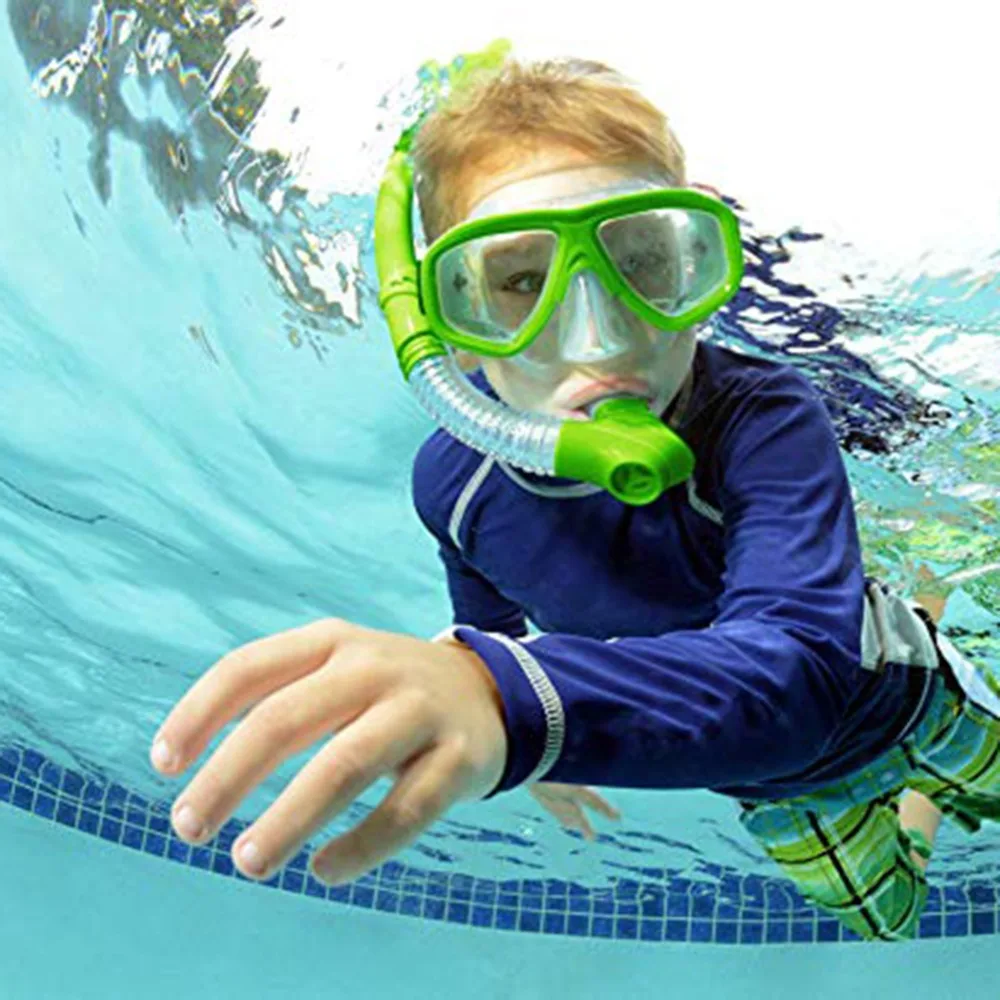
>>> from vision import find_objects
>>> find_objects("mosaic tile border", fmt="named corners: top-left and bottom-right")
top-left (3, 743), bottom-right (998, 944)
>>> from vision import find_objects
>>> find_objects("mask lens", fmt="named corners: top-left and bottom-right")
top-left (435, 230), bottom-right (558, 346)
top-left (598, 208), bottom-right (729, 318)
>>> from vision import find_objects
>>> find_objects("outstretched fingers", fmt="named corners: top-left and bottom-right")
top-left (310, 740), bottom-right (473, 885)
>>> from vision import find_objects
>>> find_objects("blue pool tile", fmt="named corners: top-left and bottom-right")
top-left (425, 878), bottom-right (447, 898)
top-left (567, 914), bottom-right (589, 937)
top-left (446, 902), bottom-right (470, 924)
top-left (375, 891), bottom-right (399, 914)
top-left (144, 832), bottom-right (166, 856)
top-left (99, 818), bottom-right (122, 843)
top-left (971, 911), bottom-right (996, 935)
top-left (149, 814), bottom-right (170, 834)
top-left (39, 762), bottom-right (62, 791)
top-left (80, 810), bottom-right (100, 835)
top-left (0, 749), bottom-right (17, 776)
top-left (496, 907), bottom-right (517, 930)
top-left (817, 920), bottom-right (841, 942)
top-left (351, 886), bottom-right (374, 908)
top-left (919, 912), bottom-right (943, 938)
top-left (34, 793), bottom-right (55, 819)
top-left (640, 919), bottom-right (664, 942)
top-left (543, 879), bottom-right (568, 898)
top-left (126, 806), bottom-right (146, 827)
top-left (792, 921), bottom-right (817, 943)
top-left (472, 883), bottom-right (497, 905)
top-left (0, 778), bottom-right (12, 802)
top-left (82, 784), bottom-right (105, 807)
top-left (942, 885), bottom-right (969, 911)
top-left (61, 771), bottom-right (83, 796)
top-left (423, 898), bottom-right (446, 920)
top-left (518, 911), bottom-right (541, 933)
top-left (616, 917), bottom-right (638, 940)
top-left (498, 890), bottom-right (520, 909)
top-left (448, 883), bottom-right (473, 906)
top-left (765, 921), bottom-right (790, 944)
top-left (56, 801), bottom-right (78, 826)
top-left (967, 884), bottom-right (996, 907)
top-left (640, 894), bottom-right (666, 918)
top-left (691, 894), bottom-right (715, 919)
top-left (945, 912), bottom-right (970, 937)
top-left (592, 894), bottom-right (615, 915)
top-left (212, 854), bottom-right (235, 877)
top-left (543, 912), bottom-right (567, 935)
top-left (400, 895), bottom-right (423, 917)
top-left (614, 879), bottom-right (641, 899)
top-left (690, 919), bottom-right (713, 943)
top-left (280, 869), bottom-right (304, 893)
top-left (122, 825), bottom-right (143, 850)
top-left (471, 905), bottom-right (494, 928)
top-left (714, 922), bottom-right (738, 944)
top-left (285, 851), bottom-right (308, 873)
top-left (189, 847), bottom-right (211, 870)
top-left (665, 919), bottom-right (688, 942)
top-left (715, 902), bottom-right (739, 921)
top-left (592, 916), bottom-right (613, 938)
top-left (166, 839), bottom-right (190, 863)
top-left (765, 883), bottom-right (795, 912)
top-left (22, 748), bottom-right (43, 774)
top-left (12, 785), bottom-right (33, 810)
top-left (739, 921), bottom-right (764, 945)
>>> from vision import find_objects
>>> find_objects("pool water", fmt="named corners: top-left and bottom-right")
top-left (1, 2), bottom-right (998, 992)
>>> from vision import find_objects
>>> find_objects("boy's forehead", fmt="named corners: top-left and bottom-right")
top-left (456, 148), bottom-right (674, 226)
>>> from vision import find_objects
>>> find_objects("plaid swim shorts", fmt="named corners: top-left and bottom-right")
top-left (738, 631), bottom-right (1000, 942)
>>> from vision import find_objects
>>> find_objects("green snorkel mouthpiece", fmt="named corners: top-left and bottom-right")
top-left (558, 398), bottom-right (695, 505)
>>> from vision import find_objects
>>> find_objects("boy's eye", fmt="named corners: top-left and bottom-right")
top-left (620, 250), bottom-right (666, 275)
top-left (499, 270), bottom-right (546, 294)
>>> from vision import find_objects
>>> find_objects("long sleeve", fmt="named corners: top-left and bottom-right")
top-left (451, 368), bottom-right (869, 794)
top-left (412, 447), bottom-right (528, 639)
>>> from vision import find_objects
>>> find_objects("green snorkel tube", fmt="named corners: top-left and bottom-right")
top-left (375, 133), bottom-right (700, 506)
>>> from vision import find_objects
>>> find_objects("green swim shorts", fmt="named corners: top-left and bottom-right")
top-left (739, 654), bottom-right (1000, 941)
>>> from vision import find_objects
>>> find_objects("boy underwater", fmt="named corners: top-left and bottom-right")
top-left (152, 53), bottom-right (998, 942)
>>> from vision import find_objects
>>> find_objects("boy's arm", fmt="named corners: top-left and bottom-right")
top-left (411, 450), bottom-right (528, 639)
top-left (447, 368), bottom-right (875, 794)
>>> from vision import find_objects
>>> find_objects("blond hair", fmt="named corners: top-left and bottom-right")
top-left (412, 58), bottom-right (687, 242)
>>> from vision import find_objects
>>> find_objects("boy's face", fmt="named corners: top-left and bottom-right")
top-left (447, 145), bottom-right (698, 421)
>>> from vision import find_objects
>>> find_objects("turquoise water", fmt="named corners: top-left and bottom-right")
top-left (2, 1), bottom-right (999, 984)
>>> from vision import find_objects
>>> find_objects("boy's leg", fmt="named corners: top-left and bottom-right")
top-left (905, 691), bottom-right (1000, 831)
top-left (739, 791), bottom-right (929, 941)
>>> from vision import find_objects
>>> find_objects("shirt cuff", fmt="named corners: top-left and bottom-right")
top-left (450, 626), bottom-right (566, 795)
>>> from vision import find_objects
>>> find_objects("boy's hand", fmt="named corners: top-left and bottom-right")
top-left (528, 782), bottom-right (621, 841)
top-left (149, 619), bottom-right (507, 886)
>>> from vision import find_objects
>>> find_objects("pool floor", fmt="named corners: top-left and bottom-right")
top-left (3, 803), bottom-right (998, 1000)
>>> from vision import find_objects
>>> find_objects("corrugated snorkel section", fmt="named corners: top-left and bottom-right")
top-left (409, 354), bottom-right (561, 475)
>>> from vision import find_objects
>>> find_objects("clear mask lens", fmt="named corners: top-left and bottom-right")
top-left (435, 230), bottom-right (557, 345)
top-left (597, 208), bottom-right (729, 318)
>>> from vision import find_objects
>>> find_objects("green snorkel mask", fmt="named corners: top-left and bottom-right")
top-left (375, 117), bottom-right (743, 506)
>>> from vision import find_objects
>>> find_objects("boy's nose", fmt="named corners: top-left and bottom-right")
top-left (556, 271), bottom-right (643, 364)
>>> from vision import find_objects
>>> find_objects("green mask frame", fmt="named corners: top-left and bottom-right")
top-left (422, 188), bottom-right (744, 358)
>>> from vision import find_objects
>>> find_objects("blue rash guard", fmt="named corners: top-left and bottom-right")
top-left (411, 342), bottom-right (937, 801)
